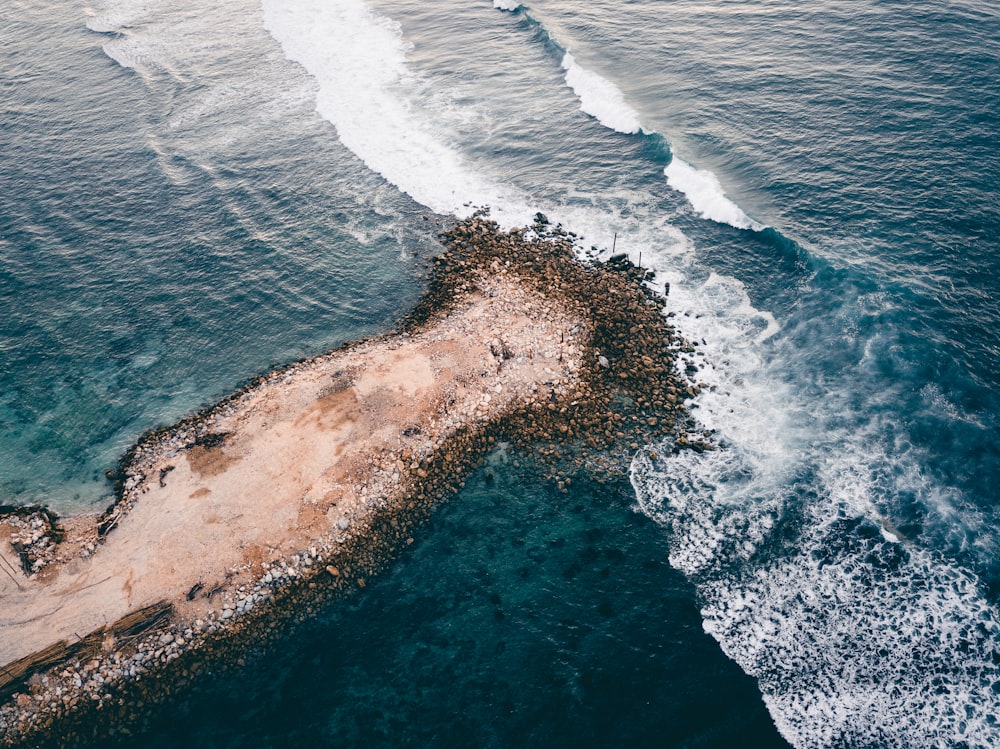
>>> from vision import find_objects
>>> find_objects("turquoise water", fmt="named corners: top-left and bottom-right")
top-left (3, 0), bottom-right (1000, 745)
top-left (1, 0), bottom-right (433, 509)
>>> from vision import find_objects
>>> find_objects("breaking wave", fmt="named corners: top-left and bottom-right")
top-left (492, 1), bottom-right (762, 232)
top-left (264, 1), bottom-right (1000, 746)
top-left (664, 157), bottom-right (763, 231)
top-left (559, 51), bottom-right (643, 135)
top-left (263, 0), bottom-right (548, 227)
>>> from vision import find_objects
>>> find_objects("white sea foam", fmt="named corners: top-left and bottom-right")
top-left (630, 294), bottom-right (1000, 747)
top-left (260, 2), bottom-right (1000, 746)
top-left (491, 2), bottom-right (763, 232)
top-left (560, 52), bottom-right (643, 135)
top-left (719, 513), bottom-right (1000, 748)
top-left (634, 433), bottom-right (1000, 748)
top-left (664, 157), bottom-right (763, 231)
top-left (262, 0), bottom-right (533, 226)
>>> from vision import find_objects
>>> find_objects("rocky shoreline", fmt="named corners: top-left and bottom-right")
top-left (0, 215), bottom-right (704, 747)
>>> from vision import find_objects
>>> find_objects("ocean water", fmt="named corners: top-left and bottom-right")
top-left (2, 0), bottom-right (999, 746)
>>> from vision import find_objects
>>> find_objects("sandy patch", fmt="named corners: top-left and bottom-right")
top-left (0, 274), bottom-right (584, 667)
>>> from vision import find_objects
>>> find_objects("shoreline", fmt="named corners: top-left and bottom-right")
top-left (0, 216), bottom-right (701, 746)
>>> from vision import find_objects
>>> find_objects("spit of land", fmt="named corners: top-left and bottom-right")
top-left (0, 217), bottom-right (699, 746)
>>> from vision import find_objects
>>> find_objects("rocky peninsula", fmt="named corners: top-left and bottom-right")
top-left (0, 216), bottom-right (701, 747)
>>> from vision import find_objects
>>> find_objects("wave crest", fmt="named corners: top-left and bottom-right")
top-left (664, 157), bottom-right (763, 231)
top-left (560, 52), bottom-right (643, 135)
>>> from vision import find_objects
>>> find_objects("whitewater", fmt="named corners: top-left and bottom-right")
top-left (260, 0), bottom-right (1000, 746)
top-left (5, 0), bottom-right (999, 745)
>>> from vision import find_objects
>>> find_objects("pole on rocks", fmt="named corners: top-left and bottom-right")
top-left (612, 233), bottom-right (617, 254)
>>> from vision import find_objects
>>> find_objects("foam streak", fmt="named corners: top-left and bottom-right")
top-left (262, 0), bottom-right (531, 225)
top-left (664, 157), bottom-right (763, 231)
top-left (560, 52), bottom-right (643, 135)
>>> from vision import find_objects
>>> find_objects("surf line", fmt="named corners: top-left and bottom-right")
top-left (491, 1), bottom-right (764, 231)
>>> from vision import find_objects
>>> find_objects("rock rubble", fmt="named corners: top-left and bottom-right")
top-left (0, 215), bottom-right (705, 747)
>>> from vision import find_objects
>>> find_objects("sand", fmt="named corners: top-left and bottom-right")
top-left (0, 273), bottom-right (584, 669)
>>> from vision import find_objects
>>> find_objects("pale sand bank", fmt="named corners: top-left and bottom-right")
top-left (1, 274), bottom-right (581, 666)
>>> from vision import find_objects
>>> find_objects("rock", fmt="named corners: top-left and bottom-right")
top-left (0, 216), bottom-right (699, 745)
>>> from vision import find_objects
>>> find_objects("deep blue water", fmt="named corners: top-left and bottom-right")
top-left (2, 0), bottom-right (999, 746)
top-left (119, 465), bottom-right (784, 749)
